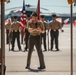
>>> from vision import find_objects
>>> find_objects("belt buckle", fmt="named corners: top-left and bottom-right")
top-left (54, 30), bottom-right (56, 31)
top-left (15, 30), bottom-right (17, 32)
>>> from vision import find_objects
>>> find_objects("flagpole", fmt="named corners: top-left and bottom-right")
top-left (47, 21), bottom-right (49, 51)
top-left (37, 0), bottom-right (40, 20)
top-left (70, 3), bottom-right (73, 75)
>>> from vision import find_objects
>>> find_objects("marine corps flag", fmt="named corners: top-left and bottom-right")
top-left (37, 0), bottom-right (40, 20)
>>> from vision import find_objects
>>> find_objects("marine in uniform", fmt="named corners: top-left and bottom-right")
top-left (11, 16), bottom-right (22, 51)
top-left (26, 12), bottom-right (46, 69)
top-left (41, 15), bottom-right (47, 51)
top-left (5, 19), bottom-right (11, 44)
top-left (49, 14), bottom-right (62, 51)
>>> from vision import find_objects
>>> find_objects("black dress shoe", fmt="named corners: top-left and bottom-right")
top-left (6, 43), bottom-right (9, 44)
top-left (24, 48), bottom-right (27, 51)
top-left (19, 48), bottom-right (22, 51)
top-left (23, 50), bottom-right (27, 52)
top-left (11, 48), bottom-right (14, 51)
top-left (38, 66), bottom-right (46, 69)
top-left (25, 66), bottom-right (30, 69)
top-left (21, 42), bottom-right (23, 44)
top-left (51, 49), bottom-right (53, 51)
top-left (50, 48), bottom-right (53, 51)
top-left (25, 47), bottom-right (27, 50)
top-left (56, 48), bottom-right (60, 51)
top-left (44, 50), bottom-right (47, 51)
top-left (50, 49), bottom-right (53, 51)
top-left (61, 30), bottom-right (64, 32)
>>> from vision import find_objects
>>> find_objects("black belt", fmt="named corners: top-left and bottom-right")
top-left (30, 35), bottom-right (41, 37)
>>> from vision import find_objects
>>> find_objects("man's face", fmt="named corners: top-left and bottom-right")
top-left (42, 18), bottom-right (45, 21)
top-left (32, 16), bottom-right (38, 22)
top-left (14, 18), bottom-right (17, 22)
top-left (27, 17), bottom-right (30, 20)
top-left (52, 17), bottom-right (56, 20)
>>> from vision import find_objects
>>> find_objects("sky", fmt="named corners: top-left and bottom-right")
top-left (5, 0), bottom-right (76, 15)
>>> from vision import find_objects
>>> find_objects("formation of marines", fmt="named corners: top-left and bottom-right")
top-left (5, 12), bottom-right (62, 69)
top-left (5, 13), bottom-right (62, 51)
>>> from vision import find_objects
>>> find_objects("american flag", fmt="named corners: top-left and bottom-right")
top-left (64, 18), bottom-right (70, 24)
top-left (56, 18), bottom-right (62, 24)
top-left (5, 18), bottom-right (11, 25)
top-left (20, 0), bottom-right (26, 29)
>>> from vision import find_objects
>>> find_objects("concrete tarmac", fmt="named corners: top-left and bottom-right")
top-left (5, 25), bottom-right (76, 75)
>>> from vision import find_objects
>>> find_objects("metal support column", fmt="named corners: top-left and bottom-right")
top-left (70, 3), bottom-right (73, 75)
top-left (1, 0), bottom-right (5, 75)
